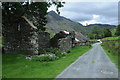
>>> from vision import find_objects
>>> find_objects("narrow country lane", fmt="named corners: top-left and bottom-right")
top-left (56, 43), bottom-right (118, 78)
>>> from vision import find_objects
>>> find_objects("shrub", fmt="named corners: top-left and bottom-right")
top-left (38, 49), bottom-right (46, 55)
top-left (47, 48), bottom-right (63, 58)
top-left (38, 48), bottom-right (63, 58)
top-left (103, 41), bottom-right (120, 56)
top-left (32, 56), bottom-right (56, 62)
top-left (115, 25), bottom-right (120, 36)
top-left (67, 50), bottom-right (71, 53)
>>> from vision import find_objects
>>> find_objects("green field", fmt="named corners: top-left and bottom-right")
top-left (2, 46), bottom-right (91, 78)
top-left (90, 36), bottom-right (120, 41)
top-left (101, 40), bottom-right (120, 71)
top-left (102, 36), bottom-right (120, 40)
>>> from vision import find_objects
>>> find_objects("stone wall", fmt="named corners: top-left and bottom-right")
top-left (58, 36), bottom-right (72, 52)
top-left (38, 32), bottom-right (50, 49)
top-left (50, 31), bottom-right (69, 48)
top-left (3, 23), bottom-right (21, 53)
top-left (50, 31), bottom-right (75, 52)
top-left (2, 18), bottom-right (38, 54)
top-left (79, 42), bottom-right (90, 46)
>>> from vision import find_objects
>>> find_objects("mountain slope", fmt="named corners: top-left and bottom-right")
top-left (44, 11), bottom-right (88, 41)
top-left (44, 11), bottom-right (116, 40)
top-left (85, 24), bottom-right (116, 29)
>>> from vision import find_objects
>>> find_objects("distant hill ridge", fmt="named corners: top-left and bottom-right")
top-left (85, 24), bottom-right (116, 29)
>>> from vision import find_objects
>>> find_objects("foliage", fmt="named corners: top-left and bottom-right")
top-left (38, 48), bottom-right (63, 58)
top-left (88, 26), bottom-right (103, 39)
top-left (102, 41), bottom-right (120, 56)
top-left (111, 28), bottom-right (116, 36)
top-left (32, 56), bottom-right (56, 62)
top-left (102, 28), bottom-right (112, 37)
top-left (2, 46), bottom-right (91, 78)
top-left (88, 26), bottom-right (112, 39)
top-left (38, 49), bottom-right (46, 54)
top-left (67, 50), bottom-right (71, 53)
top-left (102, 36), bottom-right (120, 40)
top-left (2, 1), bottom-right (65, 32)
top-left (2, 2), bottom-right (46, 31)
top-left (115, 24), bottom-right (120, 36)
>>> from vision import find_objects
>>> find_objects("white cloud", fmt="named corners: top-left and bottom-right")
top-left (47, 5), bottom-right (57, 12)
top-left (93, 15), bottom-right (99, 19)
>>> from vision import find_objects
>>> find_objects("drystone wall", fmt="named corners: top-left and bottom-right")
top-left (58, 36), bottom-right (72, 52)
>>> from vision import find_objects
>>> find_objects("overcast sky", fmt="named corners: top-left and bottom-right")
top-left (48, 1), bottom-right (118, 26)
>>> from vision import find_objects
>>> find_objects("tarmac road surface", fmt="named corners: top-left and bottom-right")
top-left (56, 43), bottom-right (118, 78)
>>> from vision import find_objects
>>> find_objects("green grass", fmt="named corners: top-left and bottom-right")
top-left (90, 36), bottom-right (120, 41)
top-left (102, 36), bottom-right (120, 40)
top-left (2, 46), bottom-right (91, 78)
top-left (101, 41), bottom-right (120, 71)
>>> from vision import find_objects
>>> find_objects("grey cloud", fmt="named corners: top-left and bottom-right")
top-left (59, 2), bottom-right (118, 25)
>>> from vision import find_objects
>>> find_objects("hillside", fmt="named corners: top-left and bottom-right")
top-left (44, 11), bottom-right (116, 40)
top-left (44, 11), bottom-right (88, 41)
top-left (85, 24), bottom-right (116, 34)
top-left (45, 11), bottom-right (85, 33)
top-left (85, 24), bottom-right (116, 29)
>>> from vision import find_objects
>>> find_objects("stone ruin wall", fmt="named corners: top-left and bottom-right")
top-left (3, 18), bottom-right (38, 54)
top-left (38, 32), bottom-right (50, 49)
top-left (50, 31), bottom-right (76, 52)
top-left (3, 18), bottom-right (90, 54)
top-left (3, 19), bottom-right (51, 54)
top-left (57, 36), bottom-right (72, 52)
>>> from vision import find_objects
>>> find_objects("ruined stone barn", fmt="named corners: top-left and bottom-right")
top-left (74, 32), bottom-right (90, 46)
top-left (2, 16), bottom-right (38, 54)
top-left (50, 30), bottom-right (89, 52)
top-left (50, 31), bottom-right (76, 52)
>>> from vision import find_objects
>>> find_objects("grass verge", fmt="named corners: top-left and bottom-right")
top-left (101, 41), bottom-right (120, 71)
top-left (2, 46), bottom-right (91, 78)
top-left (102, 36), bottom-right (120, 40)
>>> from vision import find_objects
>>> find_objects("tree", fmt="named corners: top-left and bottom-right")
top-left (115, 24), bottom-right (120, 36)
top-left (103, 28), bottom-right (112, 37)
top-left (91, 26), bottom-right (100, 39)
top-left (2, 1), bottom-right (65, 32)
